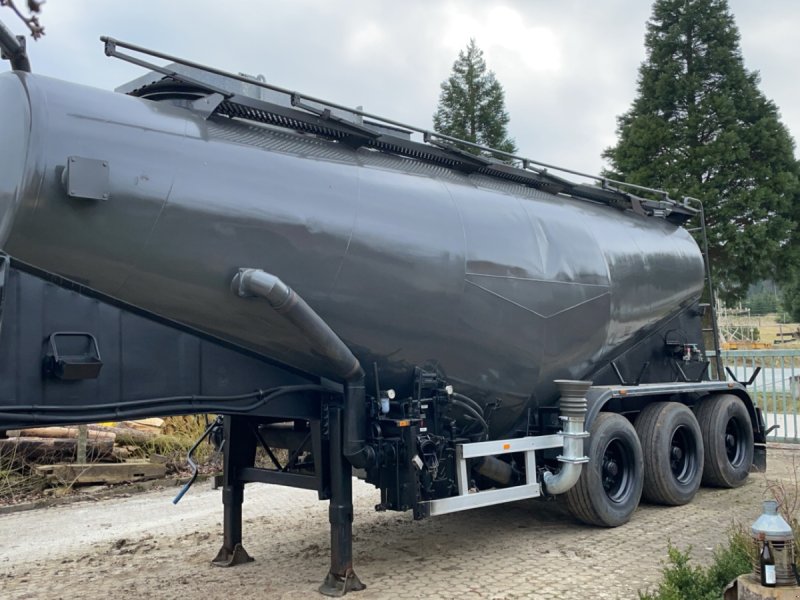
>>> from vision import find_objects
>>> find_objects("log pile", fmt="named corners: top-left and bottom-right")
top-left (0, 420), bottom-right (164, 464)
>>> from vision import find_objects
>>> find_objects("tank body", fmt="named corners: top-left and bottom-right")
top-left (0, 72), bottom-right (705, 437)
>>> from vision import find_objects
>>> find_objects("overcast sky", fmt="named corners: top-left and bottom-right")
top-left (11, 1), bottom-right (800, 177)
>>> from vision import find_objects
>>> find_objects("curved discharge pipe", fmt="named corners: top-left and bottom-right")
top-left (231, 268), bottom-right (375, 469)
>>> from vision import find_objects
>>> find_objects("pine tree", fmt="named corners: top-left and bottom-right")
top-left (433, 39), bottom-right (517, 155)
top-left (603, 0), bottom-right (799, 302)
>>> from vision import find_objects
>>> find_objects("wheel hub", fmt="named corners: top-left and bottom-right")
top-left (725, 418), bottom-right (745, 465)
top-left (600, 438), bottom-right (633, 504)
top-left (668, 425), bottom-right (697, 483)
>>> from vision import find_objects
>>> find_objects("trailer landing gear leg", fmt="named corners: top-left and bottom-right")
top-left (212, 415), bottom-right (256, 568)
top-left (319, 407), bottom-right (365, 596)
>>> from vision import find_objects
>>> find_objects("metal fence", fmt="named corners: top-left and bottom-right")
top-left (712, 349), bottom-right (800, 443)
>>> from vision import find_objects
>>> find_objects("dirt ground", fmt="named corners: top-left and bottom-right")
top-left (1, 447), bottom-right (798, 600)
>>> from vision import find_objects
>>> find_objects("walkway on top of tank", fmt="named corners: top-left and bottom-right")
top-left (104, 35), bottom-right (698, 227)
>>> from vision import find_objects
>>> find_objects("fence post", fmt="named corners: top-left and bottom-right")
top-left (76, 424), bottom-right (88, 463)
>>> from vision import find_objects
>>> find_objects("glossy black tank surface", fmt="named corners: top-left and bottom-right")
top-left (0, 71), bottom-right (704, 438)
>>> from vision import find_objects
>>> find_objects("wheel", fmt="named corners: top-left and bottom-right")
top-left (565, 412), bottom-right (644, 527)
top-left (695, 394), bottom-right (754, 488)
top-left (635, 402), bottom-right (704, 505)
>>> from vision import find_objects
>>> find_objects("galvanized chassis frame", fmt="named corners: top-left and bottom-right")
top-left (423, 434), bottom-right (562, 516)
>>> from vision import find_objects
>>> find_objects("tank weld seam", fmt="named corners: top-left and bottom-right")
top-left (465, 272), bottom-right (610, 287)
top-left (465, 279), bottom-right (611, 319)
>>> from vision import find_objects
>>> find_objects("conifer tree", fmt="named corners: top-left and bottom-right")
top-left (433, 39), bottom-right (517, 155)
top-left (782, 277), bottom-right (800, 322)
top-left (604, 0), bottom-right (799, 301)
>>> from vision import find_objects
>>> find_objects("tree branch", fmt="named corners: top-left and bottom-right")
top-left (1, 0), bottom-right (44, 39)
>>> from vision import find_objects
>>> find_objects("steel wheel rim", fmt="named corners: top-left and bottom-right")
top-left (669, 425), bottom-right (697, 484)
top-left (724, 416), bottom-right (746, 468)
top-left (601, 438), bottom-right (635, 504)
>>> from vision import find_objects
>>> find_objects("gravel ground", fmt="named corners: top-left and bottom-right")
top-left (1, 447), bottom-right (797, 600)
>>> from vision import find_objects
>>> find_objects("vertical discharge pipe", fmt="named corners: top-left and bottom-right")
top-left (542, 380), bottom-right (591, 495)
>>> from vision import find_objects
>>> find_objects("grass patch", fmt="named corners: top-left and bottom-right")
top-left (123, 415), bottom-right (221, 475)
top-left (0, 446), bottom-right (53, 504)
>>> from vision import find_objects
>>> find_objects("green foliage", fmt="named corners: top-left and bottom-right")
top-left (748, 294), bottom-right (779, 316)
top-left (706, 529), bottom-right (757, 593)
top-left (639, 534), bottom-right (753, 600)
top-left (638, 545), bottom-right (713, 600)
top-left (604, 0), bottom-right (800, 303)
top-left (745, 281), bottom-right (781, 315)
top-left (782, 276), bottom-right (800, 322)
top-left (433, 39), bottom-right (517, 155)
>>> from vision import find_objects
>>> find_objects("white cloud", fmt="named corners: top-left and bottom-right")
top-left (344, 21), bottom-right (385, 63)
top-left (440, 4), bottom-right (562, 74)
top-left (8, 0), bottom-right (800, 176)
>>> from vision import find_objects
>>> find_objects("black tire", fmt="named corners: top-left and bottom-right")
top-left (695, 394), bottom-right (754, 488)
top-left (634, 402), bottom-right (704, 506)
top-left (565, 412), bottom-right (644, 527)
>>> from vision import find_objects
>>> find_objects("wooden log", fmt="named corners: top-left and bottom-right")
top-left (35, 461), bottom-right (166, 484)
top-left (111, 446), bottom-right (132, 461)
top-left (0, 437), bottom-right (114, 461)
top-left (19, 427), bottom-right (116, 441)
top-left (98, 426), bottom-right (155, 444)
top-left (120, 418), bottom-right (164, 434)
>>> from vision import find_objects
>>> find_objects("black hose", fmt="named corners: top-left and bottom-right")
top-left (0, 384), bottom-right (326, 426)
top-left (172, 416), bottom-right (221, 504)
top-left (451, 392), bottom-right (491, 438)
top-left (452, 392), bottom-right (485, 419)
top-left (0, 384), bottom-right (325, 413)
top-left (459, 415), bottom-right (485, 437)
top-left (452, 398), bottom-right (487, 427)
top-left (0, 390), bottom-right (270, 413)
top-left (450, 399), bottom-right (489, 436)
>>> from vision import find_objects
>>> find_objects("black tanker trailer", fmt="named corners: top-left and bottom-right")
top-left (0, 27), bottom-right (766, 595)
